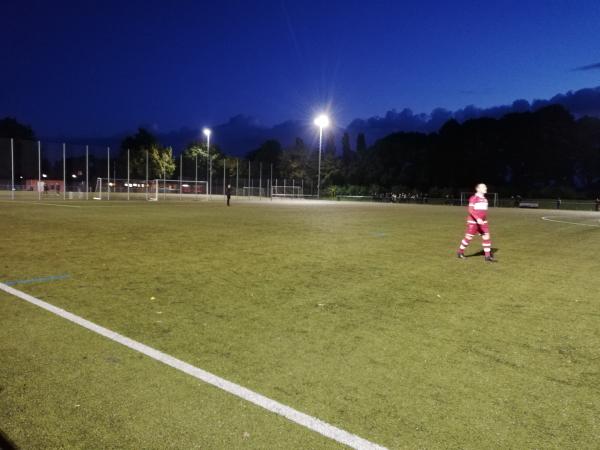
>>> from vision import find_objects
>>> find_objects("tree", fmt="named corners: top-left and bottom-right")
top-left (179, 139), bottom-right (226, 184)
top-left (356, 133), bottom-right (367, 155)
top-left (320, 133), bottom-right (342, 187)
top-left (247, 140), bottom-right (283, 178)
top-left (280, 137), bottom-right (311, 181)
top-left (0, 117), bottom-right (35, 140)
top-left (341, 132), bottom-right (354, 164)
top-left (149, 146), bottom-right (175, 179)
top-left (120, 128), bottom-right (175, 179)
top-left (0, 117), bottom-right (37, 180)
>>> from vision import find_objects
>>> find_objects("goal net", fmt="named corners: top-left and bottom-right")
top-left (93, 178), bottom-right (208, 201)
top-left (94, 178), bottom-right (154, 200)
top-left (156, 179), bottom-right (208, 200)
top-left (242, 186), bottom-right (266, 197)
top-left (271, 185), bottom-right (303, 198)
top-left (460, 192), bottom-right (499, 207)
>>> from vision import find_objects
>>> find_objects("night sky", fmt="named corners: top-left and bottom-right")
top-left (2, 0), bottom-right (600, 138)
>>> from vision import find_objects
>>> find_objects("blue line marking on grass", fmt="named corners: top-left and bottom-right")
top-left (4, 274), bottom-right (71, 286)
top-left (371, 231), bottom-right (387, 238)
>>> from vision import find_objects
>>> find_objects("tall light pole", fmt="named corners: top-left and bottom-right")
top-left (203, 128), bottom-right (212, 195)
top-left (314, 114), bottom-right (330, 199)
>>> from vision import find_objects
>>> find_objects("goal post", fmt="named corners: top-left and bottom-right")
top-left (460, 192), bottom-right (499, 207)
top-left (242, 186), bottom-right (266, 198)
top-left (155, 179), bottom-right (208, 200)
top-left (92, 178), bottom-right (208, 201)
top-left (271, 185), bottom-right (303, 198)
top-left (93, 177), bottom-right (102, 200)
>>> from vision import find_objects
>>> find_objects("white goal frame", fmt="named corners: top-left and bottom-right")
top-left (93, 178), bottom-right (208, 201)
top-left (460, 192), bottom-right (499, 207)
top-left (271, 185), bottom-right (303, 198)
top-left (242, 186), bottom-right (266, 197)
top-left (156, 179), bottom-right (209, 200)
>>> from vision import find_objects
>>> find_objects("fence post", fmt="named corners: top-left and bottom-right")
top-left (180, 153), bottom-right (183, 200)
top-left (107, 147), bottom-right (110, 201)
top-left (127, 149), bottom-right (130, 201)
top-left (259, 162), bottom-right (262, 199)
top-left (63, 143), bottom-right (66, 200)
top-left (223, 158), bottom-right (226, 196)
top-left (85, 145), bottom-right (89, 200)
top-left (195, 154), bottom-right (198, 198)
top-left (145, 150), bottom-right (149, 200)
top-left (38, 141), bottom-right (41, 201)
top-left (10, 138), bottom-right (14, 200)
top-left (270, 164), bottom-right (273, 200)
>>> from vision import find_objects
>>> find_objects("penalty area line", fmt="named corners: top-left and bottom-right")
top-left (0, 282), bottom-right (387, 450)
top-left (541, 216), bottom-right (600, 228)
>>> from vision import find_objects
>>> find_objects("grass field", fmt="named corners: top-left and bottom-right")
top-left (1, 198), bottom-right (599, 449)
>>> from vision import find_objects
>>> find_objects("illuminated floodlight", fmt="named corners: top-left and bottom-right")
top-left (313, 114), bottom-right (330, 129)
top-left (203, 127), bottom-right (212, 195)
top-left (71, 174), bottom-right (77, 178)
top-left (314, 114), bottom-right (331, 199)
top-left (42, 173), bottom-right (47, 178)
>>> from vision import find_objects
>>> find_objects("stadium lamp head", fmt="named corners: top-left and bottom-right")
top-left (203, 128), bottom-right (212, 137)
top-left (314, 114), bottom-right (330, 129)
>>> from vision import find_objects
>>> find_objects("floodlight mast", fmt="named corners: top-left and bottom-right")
top-left (203, 128), bottom-right (212, 196)
top-left (314, 114), bottom-right (330, 198)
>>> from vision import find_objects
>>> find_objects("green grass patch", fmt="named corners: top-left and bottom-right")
top-left (1, 200), bottom-right (599, 448)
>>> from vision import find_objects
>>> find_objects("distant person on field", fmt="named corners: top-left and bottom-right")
top-left (556, 197), bottom-right (562, 209)
top-left (595, 196), bottom-right (600, 212)
top-left (226, 184), bottom-right (232, 206)
top-left (457, 183), bottom-right (496, 262)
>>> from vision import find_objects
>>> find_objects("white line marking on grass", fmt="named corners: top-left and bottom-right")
top-left (541, 216), bottom-right (600, 227)
top-left (0, 282), bottom-right (387, 450)
top-left (0, 200), bottom-right (81, 208)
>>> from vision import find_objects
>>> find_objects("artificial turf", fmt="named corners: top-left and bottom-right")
top-left (1, 198), bottom-right (599, 449)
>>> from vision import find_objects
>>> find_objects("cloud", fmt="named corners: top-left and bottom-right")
top-left (346, 86), bottom-right (600, 146)
top-left (164, 86), bottom-right (600, 154)
top-left (573, 62), bottom-right (600, 71)
top-left (63, 86), bottom-right (600, 157)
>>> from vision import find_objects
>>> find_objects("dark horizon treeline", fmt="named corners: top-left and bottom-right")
top-left (246, 104), bottom-right (600, 197)
top-left (2, 104), bottom-right (600, 197)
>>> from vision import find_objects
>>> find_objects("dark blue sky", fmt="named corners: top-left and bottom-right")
top-left (2, 0), bottom-right (600, 138)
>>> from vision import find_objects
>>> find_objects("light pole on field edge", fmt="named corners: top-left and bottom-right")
top-left (203, 128), bottom-right (212, 196)
top-left (314, 114), bottom-right (330, 199)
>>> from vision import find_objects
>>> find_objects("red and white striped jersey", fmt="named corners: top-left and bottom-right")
top-left (467, 194), bottom-right (488, 222)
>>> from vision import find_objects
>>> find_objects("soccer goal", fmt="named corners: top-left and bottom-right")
top-left (94, 177), bottom-right (157, 201)
top-left (156, 179), bottom-right (208, 200)
top-left (271, 185), bottom-right (303, 198)
top-left (93, 178), bottom-right (208, 201)
top-left (460, 192), bottom-right (499, 207)
top-left (242, 186), bottom-right (266, 197)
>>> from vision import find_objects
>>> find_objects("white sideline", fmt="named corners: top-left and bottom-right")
top-left (541, 216), bottom-right (600, 228)
top-left (0, 200), bottom-right (81, 208)
top-left (0, 282), bottom-right (387, 450)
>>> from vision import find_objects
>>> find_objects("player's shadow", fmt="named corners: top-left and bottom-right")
top-left (0, 429), bottom-right (18, 449)
top-left (465, 248), bottom-right (499, 258)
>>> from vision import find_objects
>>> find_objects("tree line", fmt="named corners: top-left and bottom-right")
top-left (2, 103), bottom-right (600, 197)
